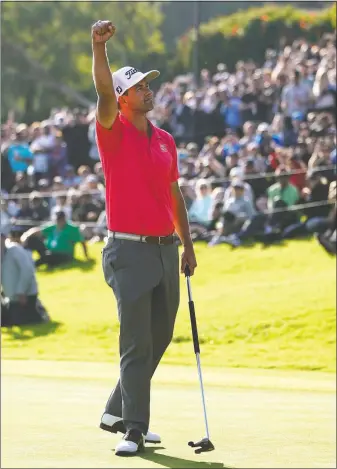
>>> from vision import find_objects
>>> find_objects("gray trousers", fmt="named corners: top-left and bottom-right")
top-left (102, 237), bottom-right (180, 434)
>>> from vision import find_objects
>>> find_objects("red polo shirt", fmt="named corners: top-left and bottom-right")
top-left (96, 114), bottom-right (179, 236)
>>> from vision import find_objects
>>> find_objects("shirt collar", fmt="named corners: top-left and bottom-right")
top-left (119, 113), bottom-right (161, 140)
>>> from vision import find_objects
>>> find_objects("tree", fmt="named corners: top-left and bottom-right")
top-left (1, 1), bottom-right (164, 122)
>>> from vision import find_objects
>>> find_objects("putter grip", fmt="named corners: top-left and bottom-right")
top-left (188, 300), bottom-right (200, 354)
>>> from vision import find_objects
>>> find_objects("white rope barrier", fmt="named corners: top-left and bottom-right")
top-left (2, 188), bottom-right (105, 201)
top-left (1, 165), bottom-right (335, 200)
top-left (5, 199), bottom-right (335, 229)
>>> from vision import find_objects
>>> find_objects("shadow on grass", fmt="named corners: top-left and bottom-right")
top-left (138, 446), bottom-right (230, 468)
top-left (39, 258), bottom-right (96, 273)
top-left (2, 321), bottom-right (62, 341)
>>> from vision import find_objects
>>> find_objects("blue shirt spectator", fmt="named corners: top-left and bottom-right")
top-left (221, 95), bottom-right (242, 130)
top-left (7, 142), bottom-right (33, 173)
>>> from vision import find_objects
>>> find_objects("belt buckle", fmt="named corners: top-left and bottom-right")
top-left (158, 236), bottom-right (163, 245)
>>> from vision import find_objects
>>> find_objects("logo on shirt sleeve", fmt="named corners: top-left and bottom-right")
top-left (160, 143), bottom-right (168, 152)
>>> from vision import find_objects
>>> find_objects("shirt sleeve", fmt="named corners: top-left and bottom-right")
top-left (95, 116), bottom-right (122, 156)
top-left (71, 225), bottom-right (84, 243)
top-left (169, 136), bottom-right (179, 183)
top-left (41, 224), bottom-right (54, 237)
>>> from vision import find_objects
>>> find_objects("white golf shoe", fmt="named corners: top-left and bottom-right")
top-left (100, 413), bottom-right (161, 444)
top-left (115, 429), bottom-right (144, 456)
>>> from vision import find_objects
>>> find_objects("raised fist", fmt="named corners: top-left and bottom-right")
top-left (92, 20), bottom-right (116, 43)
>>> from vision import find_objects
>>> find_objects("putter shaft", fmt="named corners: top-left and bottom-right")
top-left (196, 352), bottom-right (210, 440)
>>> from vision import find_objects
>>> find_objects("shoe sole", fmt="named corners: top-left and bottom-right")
top-left (99, 422), bottom-right (161, 444)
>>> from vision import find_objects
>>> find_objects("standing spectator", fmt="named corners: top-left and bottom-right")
top-left (281, 70), bottom-right (312, 143)
top-left (88, 113), bottom-right (100, 166)
top-left (49, 131), bottom-right (68, 178)
top-left (220, 88), bottom-right (242, 133)
top-left (30, 122), bottom-right (56, 182)
top-left (6, 124), bottom-right (33, 175)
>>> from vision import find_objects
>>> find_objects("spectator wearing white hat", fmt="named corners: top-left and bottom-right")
top-left (209, 178), bottom-right (256, 246)
top-left (224, 170), bottom-right (254, 206)
top-left (224, 178), bottom-right (255, 224)
top-left (188, 179), bottom-right (213, 227)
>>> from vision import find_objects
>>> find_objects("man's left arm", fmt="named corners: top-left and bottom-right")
top-left (74, 227), bottom-right (90, 260)
top-left (81, 241), bottom-right (90, 260)
top-left (171, 181), bottom-right (197, 275)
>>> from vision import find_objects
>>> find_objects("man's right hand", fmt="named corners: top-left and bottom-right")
top-left (92, 21), bottom-right (116, 44)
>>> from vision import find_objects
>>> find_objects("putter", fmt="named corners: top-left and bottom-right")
top-left (184, 265), bottom-right (215, 454)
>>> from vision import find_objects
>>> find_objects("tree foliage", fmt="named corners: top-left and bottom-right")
top-left (1, 1), bottom-right (335, 123)
top-left (1, 1), bottom-right (164, 122)
top-left (173, 4), bottom-right (336, 74)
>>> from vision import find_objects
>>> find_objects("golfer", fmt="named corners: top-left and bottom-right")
top-left (92, 20), bottom-right (197, 456)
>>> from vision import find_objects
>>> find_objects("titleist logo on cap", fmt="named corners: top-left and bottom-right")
top-left (125, 68), bottom-right (139, 80)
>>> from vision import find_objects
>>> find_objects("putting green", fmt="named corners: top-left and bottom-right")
top-left (2, 239), bottom-right (336, 371)
top-left (1, 360), bottom-right (335, 468)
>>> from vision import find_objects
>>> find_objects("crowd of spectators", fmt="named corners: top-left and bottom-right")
top-left (1, 34), bottom-right (336, 256)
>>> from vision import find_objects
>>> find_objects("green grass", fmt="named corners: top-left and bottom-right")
top-left (1, 239), bottom-right (336, 372)
top-left (2, 360), bottom-right (336, 468)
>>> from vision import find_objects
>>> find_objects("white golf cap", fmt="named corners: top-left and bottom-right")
top-left (112, 66), bottom-right (160, 97)
top-left (257, 122), bottom-right (269, 133)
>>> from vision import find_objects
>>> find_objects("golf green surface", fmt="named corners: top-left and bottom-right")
top-left (1, 360), bottom-right (336, 468)
top-left (1, 240), bottom-right (336, 467)
top-left (2, 239), bottom-right (336, 371)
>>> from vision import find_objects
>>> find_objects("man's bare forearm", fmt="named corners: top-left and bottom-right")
top-left (172, 189), bottom-right (193, 246)
top-left (81, 241), bottom-right (89, 259)
top-left (92, 42), bottom-right (115, 98)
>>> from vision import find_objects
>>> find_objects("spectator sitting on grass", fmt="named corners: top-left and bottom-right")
top-left (1, 227), bottom-right (48, 327)
top-left (21, 210), bottom-right (90, 268)
top-left (224, 167), bottom-right (254, 204)
top-left (267, 166), bottom-right (300, 230)
top-left (188, 179), bottom-right (213, 227)
top-left (223, 179), bottom-right (256, 231)
top-left (209, 178), bottom-right (256, 246)
top-left (316, 203), bottom-right (336, 256)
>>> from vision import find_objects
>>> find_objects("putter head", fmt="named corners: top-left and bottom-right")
top-left (188, 438), bottom-right (215, 454)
